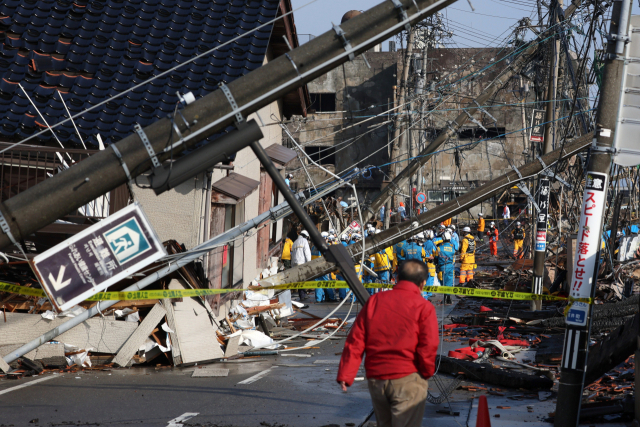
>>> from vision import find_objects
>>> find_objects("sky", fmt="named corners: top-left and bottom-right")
top-left (290, 0), bottom-right (539, 49)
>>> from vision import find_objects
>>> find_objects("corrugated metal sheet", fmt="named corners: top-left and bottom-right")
top-left (211, 172), bottom-right (259, 200)
top-left (264, 143), bottom-right (297, 166)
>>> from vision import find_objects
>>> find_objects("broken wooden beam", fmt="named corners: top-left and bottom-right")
top-left (112, 303), bottom-right (167, 367)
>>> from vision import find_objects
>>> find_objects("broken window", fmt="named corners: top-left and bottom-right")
top-left (304, 146), bottom-right (335, 165)
top-left (309, 93), bottom-right (336, 112)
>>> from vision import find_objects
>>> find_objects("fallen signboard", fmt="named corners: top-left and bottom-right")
top-left (33, 203), bottom-right (165, 312)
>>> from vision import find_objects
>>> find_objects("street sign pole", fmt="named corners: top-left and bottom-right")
top-left (530, 178), bottom-right (550, 311)
top-left (554, 1), bottom-right (632, 425)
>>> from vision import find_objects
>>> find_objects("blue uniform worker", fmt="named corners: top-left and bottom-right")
top-left (423, 237), bottom-right (438, 288)
top-left (379, 206), bottom-right (385, 223)
top-left (311, 245), bottom-right (336, 302)
top-left (437, 233), bottom-right (456, 304)
top-left (400, 240), bottom-right (426, 262)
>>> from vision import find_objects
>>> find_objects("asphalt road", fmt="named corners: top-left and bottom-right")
top-left (0, 295), bottom-right (467, 427)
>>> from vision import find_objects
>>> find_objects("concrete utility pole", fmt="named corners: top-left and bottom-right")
top-left (0, 0), bottom-right (458, 252)
top-left (390, 28), bottom-right (415, 212)
top-left (531, 0), bottom-right (563, 311)
top-left (554, 0), bottom-right (632, 424)
top-left (543, 0), bottom-right (563, 154)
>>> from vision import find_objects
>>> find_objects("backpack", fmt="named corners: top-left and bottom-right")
top-left (514, 228), bottom-right (524, 240)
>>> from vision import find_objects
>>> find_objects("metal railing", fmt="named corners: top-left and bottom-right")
top-left (0, 143), bottom-right (111, 218)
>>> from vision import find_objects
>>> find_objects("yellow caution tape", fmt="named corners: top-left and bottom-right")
top-left (0, 281), bottom-right (592, 304)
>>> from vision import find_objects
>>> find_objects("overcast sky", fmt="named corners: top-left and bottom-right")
top-left (290, 0), bottom-right (537, 49)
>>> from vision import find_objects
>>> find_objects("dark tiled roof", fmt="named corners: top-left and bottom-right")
top-left (0, 0), bottom-right (280, 148)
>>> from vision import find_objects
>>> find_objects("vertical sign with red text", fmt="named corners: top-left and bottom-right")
top-left (566, 172), bottom-right (608, 326)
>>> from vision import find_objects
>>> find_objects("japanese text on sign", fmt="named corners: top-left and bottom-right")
top-left (566, 172), bottom-right (608, 327)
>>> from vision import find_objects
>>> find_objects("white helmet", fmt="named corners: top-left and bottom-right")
top-left (463, 226), bottom-right (471, 232)
top-left (450, 225), bottom-right (456, 231)
top-left (321, 231), bottom-right (329, 238)
top-left (352, 233), bottom-right (362, 240)
top-left (329, 228), bottom-right (335, 234)
top-left (617, 231), bottom-right (623, 238)
top-left (375, 229), bottom-right (382, 234)
top-left (490, 222), bottom-right (495, 227)
top-left (516, 221), bottom-right (521, 227)
top-left (425, 230), bottom-right (434, 240)
top-left (417, 232), bottom-right (425, 240)
top-left (443, 230), bottom-right (452, 241)
top-left (300, 230), bottom-right (309, 238)
top-left (478, 212), bottom-right (484, 217)
top-left (341, 234), bottom-right (349, 241)
top-left (439, 224), bottom-right (446, 229)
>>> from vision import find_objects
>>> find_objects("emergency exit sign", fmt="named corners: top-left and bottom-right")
top-left (33, 203), bottom-right (165, 312)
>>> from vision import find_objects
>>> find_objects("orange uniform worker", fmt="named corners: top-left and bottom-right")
top-left (477, 213), bottom-right (485, 239)
top-left (487, 222), bottom-right (499, 257)
top-left (459, 227), bottom-right (476, 283)
top-left (511, 221), bottom-right (525, 259)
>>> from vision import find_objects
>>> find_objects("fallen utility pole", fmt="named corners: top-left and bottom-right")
top-left (2, 176), bottom-right (349, 366)
top-left (261, 134), bottom-right (592, 285)
top-left (363, 0), bottom-right (584, 223)
top-left (0, 0), bottom-right (457, 252)
top-left (554, 0), bottom-right (632, 424)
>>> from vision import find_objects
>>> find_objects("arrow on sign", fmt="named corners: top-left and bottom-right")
top-left (49, 266), bottom-right (71, 291)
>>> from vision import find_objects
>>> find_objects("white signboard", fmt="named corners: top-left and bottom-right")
top-left (566, 172), bottom-right (608, 327)
top-left (612, 15), bottom-right (640, 167)
top-left (33, 203), bottom-right (165, 312)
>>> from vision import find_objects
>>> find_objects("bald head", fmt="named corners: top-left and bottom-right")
top-left (398, 260), bottom-right (428, 287)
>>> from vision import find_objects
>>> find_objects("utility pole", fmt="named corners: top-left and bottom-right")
top-left (531, 0), bottom-right (563, 310)
top-left (554, 0), bottom-right (632, 424)
top-left (390, 29), bottom-right (415, 213)
top-left (543, 0), bottom-right (562, 154)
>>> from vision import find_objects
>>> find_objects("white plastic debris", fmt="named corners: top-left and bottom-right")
top-left (161, 322), bottom-right (174, 333)
top-left (239, 330), bottom-right (277, 349)
top-left (41, 310), bottom-right (57, 320)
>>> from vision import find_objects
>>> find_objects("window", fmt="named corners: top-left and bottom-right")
top-left (304, 146), bottom-right (335, 165)
top-left (220, 200), bottom-right (244, 288)
top-left (428, 190), bottom-right (443, 202)
top-left (309, 93), bottom-right (336, 112)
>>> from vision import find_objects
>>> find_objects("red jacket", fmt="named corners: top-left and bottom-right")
top-left (336, 281), bottom-right (439, 387)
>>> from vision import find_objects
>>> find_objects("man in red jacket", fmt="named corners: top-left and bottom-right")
top-left (337, 260), bottom-right (439, 427)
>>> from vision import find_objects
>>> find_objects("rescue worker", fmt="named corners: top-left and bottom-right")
top-left (502, 204), bottom-right (510, 227)
top-left (393, 237), bottom-right (409, 273)
top-left (400, 235), bottom-right (426, 262)
top-left (423, 230), bottom-right (438, 287)
top-left (373, 229), bottom-right (393, 285)
top-left (437, 229), bottom-right (456, 304)
top-left (281, 234), bottom-right (293, 269)
top-left (333, 233), bottom-right (355, 300)
top-left (477, 212), bottom-right (485, 240)
top-left (397, 202), bottom-right (406, 220)
top-left (449, 225), bottom-right (460, 250)
top-left (311, 233), bottom-right (335, 303)
top-left (511, 221), bottom-right (525, 259)
top-left (379, 205), bottom-right (385, 223)
top-left (291, 230), bottom-right (312, 300)
top-left (459, 226), bottom-right (476, 283)
top-left (401, 235), bottom-right (430, 299)
top-left (487, 221), bottom-right (499, 257)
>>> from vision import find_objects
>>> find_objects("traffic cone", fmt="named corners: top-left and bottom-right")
top-left (476, 395), bottom-right (491, 427)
